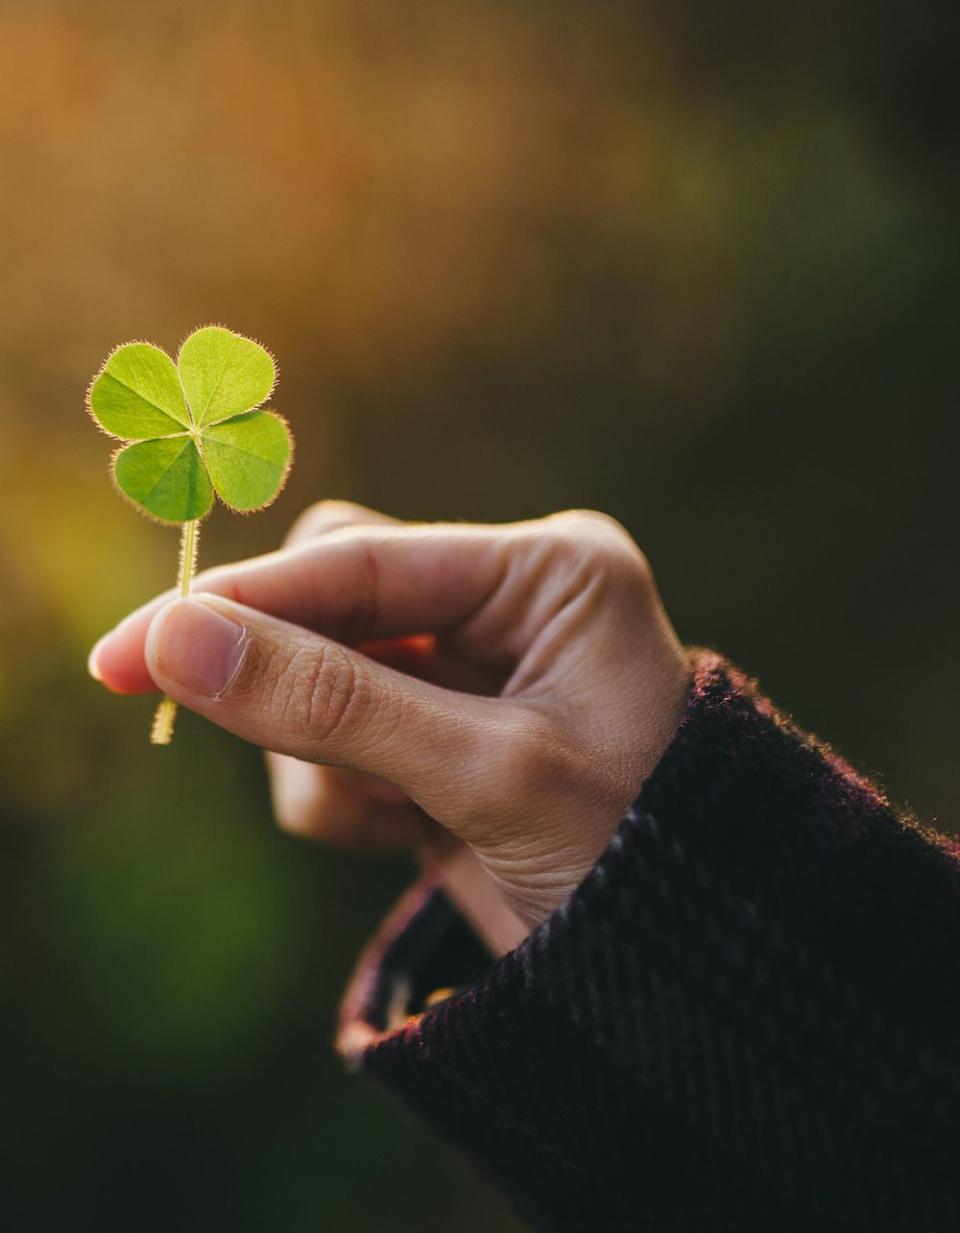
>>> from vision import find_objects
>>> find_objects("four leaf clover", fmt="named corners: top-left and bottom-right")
top-left (87, 325), bottom-right (292, 523)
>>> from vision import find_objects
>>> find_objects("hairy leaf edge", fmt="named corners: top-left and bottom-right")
top-left (85, 339), bottom-right (184, 442)
top-left (175, 322), bottom-right (279, 427)
top-left (204, 409), bottom-right (295, 515)
top-left (109, 440), bottom-right (215, 526)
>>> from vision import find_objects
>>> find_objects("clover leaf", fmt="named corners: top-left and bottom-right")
top-left (87, 325), bottom-right (296, 746)
top-left (88, 325), bottom-right (292, 523)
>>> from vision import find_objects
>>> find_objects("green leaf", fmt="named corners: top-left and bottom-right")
top-left (89, 325), bottom-right (294, 536)
top-left (201, 411), bottom-right (293, 511)
top-left (178, 326), bottom-right (275, 427)
top-left (113, 437), bottom-right (214, 523)
top-left (89, 343), bottom-right (192, 438)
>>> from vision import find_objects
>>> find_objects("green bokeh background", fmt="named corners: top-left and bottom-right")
top-left (1, 1), bottom-right (957, 1227)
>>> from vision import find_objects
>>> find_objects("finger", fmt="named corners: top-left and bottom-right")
top-left (87, 502), bottom-right (401, 694)
top-left (264, 632), bottom-right (500, 850)
top-left (268, 754), bottom-right (422, 852)
top-left (265, 637), bottom-right (500, 848)
top-left (267, 500), bottom-right (405, 849)
top-left (90, 521), bottom-right (514, 695)
top-left (351, 635), bottom-right (506, 695)
top-left (283, 499), bottom-right (399, 546)
top-left (144, 593), bottom-right (520, 822)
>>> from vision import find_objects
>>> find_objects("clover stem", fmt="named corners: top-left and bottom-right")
top-left (150, 519), bottom-right (201, 746)
top-left (178, 517), bottom-right (201, 598)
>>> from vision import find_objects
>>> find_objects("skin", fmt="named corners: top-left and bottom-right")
top-left (89, 503), bottom-right (691, 948)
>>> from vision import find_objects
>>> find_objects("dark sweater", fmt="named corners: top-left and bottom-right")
top-left (336, 652), bottom-right (960, 1231)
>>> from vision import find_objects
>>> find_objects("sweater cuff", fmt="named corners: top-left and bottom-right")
top-left (335, 650), bottom-right (960, 1230)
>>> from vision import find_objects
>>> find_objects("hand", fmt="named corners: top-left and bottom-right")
top-left (89, 503), bottom-right (690, 933)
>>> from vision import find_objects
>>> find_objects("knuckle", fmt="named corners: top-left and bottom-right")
top-left (544, 508), bottom-right (633, 554)
top-left (540, 509), bottom-right (653, 594)
top-left (271, 642), bottom-right (371, 746)
top-left (286, 499), bottom-right (369, 544)
top-left (538, 510), bottom-right (613, 556)
top-left (305, 647), bottom-right (365, 742)
top-left (545, 507), bottom-right (624, 536)
top-left (606, 538), bottom-right (654, 598)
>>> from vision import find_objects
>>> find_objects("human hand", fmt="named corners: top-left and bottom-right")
top-left (89, 503), bottom-right (690, 932)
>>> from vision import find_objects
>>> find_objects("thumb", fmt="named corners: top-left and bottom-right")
top-left (146, 593), bottom-right (509, 818)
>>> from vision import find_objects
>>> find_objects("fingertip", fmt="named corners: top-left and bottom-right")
top-left (87, 638), bottom-right (104, 682)
top-left (87, 612), bottom-right (158, 695)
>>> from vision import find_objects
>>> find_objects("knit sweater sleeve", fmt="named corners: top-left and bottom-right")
top-left (335, 651), bottom-right (960, 1232)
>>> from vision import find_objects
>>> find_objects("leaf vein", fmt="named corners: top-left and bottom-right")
top-left (101, 372), bottom-right (184, 431)
top-left (141, 440), bottom-right (194, 505)
top-left (195, 334), bottom-right (240, 423)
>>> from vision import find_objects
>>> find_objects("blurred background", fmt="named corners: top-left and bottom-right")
top-left (1, 0), bottom-right (957, 1227)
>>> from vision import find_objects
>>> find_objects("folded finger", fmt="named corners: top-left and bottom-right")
top-left (90, 521), bottom-right (514, 695)
top-left (268, 753), bottom-right (421, 851)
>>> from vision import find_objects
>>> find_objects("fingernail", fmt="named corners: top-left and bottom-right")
top-left (148, 597), bottom-right (247, 698)
top-left (87, 639), bottom-right (105, 681)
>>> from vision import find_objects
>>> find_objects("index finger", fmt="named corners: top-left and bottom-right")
top-left (88, 521), bottom-right (514, 695)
